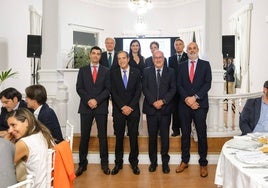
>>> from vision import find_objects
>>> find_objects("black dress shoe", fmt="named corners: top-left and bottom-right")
top-left (111, 165), bottom-right (123, 175)
top-left (171, 132), bottom-right (180, 137)
top-left (162, 164), bottom-right (170, 174)
top-left (132, 166), bottom-right (140, 175)
top-left (148, 164), bottom-right (157, 172)
top-left (75, 165), bottom-right (87, 177)
top-left (102, 166), bottom-right (111, 175)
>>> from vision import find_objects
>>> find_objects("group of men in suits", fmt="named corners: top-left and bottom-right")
top-left (75, 37), bottom-right (212, 178)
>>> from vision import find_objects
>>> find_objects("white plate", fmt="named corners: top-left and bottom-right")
top-left (227, 139), bottom-right (262, 150)
top-left (236, 150), bottom-right (268, 165)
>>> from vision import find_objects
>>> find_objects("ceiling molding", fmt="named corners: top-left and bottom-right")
top-left (79, 0), bottom-right (200, 8)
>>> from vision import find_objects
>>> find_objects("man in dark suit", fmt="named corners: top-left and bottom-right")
top-left (168, 38), bottom-right (188, 137)
top-left (176, 42), bottom-right (212, 178)
top-left (76, 46), bottom-right (111, 176)
top-left (240, 80), bottom-right (268, 134)
top-left (143, 50), bottom-right (176, 174)
top-left (25, 84), bottom-right (64, 143)
top-left (0, 88), bottom-right (30, 135)
top-left (110, 51), bottom-right (141, 175)
top-left (100, 37), bottom-right (118, 70)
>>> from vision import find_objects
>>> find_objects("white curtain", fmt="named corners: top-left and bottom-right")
top-left (178, 26), bottom-right (203, 58)
top-left (229, 4), bottom-right (253, 92)
top-left (29, 5), bottom-right (42, 84)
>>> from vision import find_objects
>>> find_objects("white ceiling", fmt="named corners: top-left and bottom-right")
top-left (79, 0), bottom-right (199, 8)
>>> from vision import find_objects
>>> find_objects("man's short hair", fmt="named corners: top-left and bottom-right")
top-left (264, 80), bottom-right (268, 88)
top-left (0, 87), bottom-right (22, 101)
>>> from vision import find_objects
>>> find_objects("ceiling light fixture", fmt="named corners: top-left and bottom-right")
top-left (129, 0), bottom-right (153, 15)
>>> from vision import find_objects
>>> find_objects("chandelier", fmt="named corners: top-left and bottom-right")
top-left (129, 0), bottom-right (153, 15)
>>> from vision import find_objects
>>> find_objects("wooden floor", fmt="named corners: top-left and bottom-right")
top-left (74, 164), bottom-right (217, 188)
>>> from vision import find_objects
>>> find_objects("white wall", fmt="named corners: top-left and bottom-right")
top-left (0, 0), bottom-right (42, 92)
top-left (1, 0), bottom-right (267, 93)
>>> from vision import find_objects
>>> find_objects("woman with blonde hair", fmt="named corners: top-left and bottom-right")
top-left (6, 108), bottom-right (54, 187)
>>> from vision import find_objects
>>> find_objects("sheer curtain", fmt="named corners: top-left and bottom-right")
top-left (229, 4), bottom-right (253, 92)
top-left (29, 5), bottom-right (42, 84)
top-left (178, 26), bottom-right (203, 58)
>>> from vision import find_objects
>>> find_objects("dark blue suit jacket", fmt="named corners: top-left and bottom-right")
top-left (100, 51), bottom-right (118, 70)
top-left (239, 97), bottom-right (262, 135)
top-left (38, 103), bottom-right (63, 142)
top-left (0, 100), bottom-right (29, 131)
top-left (168, 52), bottom-right (188, 78)
top-left (177, 59), bottom-right (212, 108)
top-left (76, 64), bottom-right (111, 115)
top-left (110, 67), bottom-right (141, 117)
top-left (142, 66), bottom-right (176, 115)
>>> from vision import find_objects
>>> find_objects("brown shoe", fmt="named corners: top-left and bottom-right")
top-left (200, 166), bottom-right (208, 177)
top-left (175, 162), bottom-right (188, 173)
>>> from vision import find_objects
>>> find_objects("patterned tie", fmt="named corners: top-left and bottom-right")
top-left (123, 70), bottom-right (128, 89)
top-left (108, 53), bottom-right (112, 68)
top-left (157, 69), bottom-right (161, 99)
top-left (92, 65), bottom-right (97, 83)
top-left (189, 61), bottom-right (195, 83)
top-left (177, 54), bottom-right (182, 63)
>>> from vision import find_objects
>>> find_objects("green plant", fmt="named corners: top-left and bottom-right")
top-left (0, 68), bottom-right (18, 83)
top-left (66, 45), bottom-right (91, 68)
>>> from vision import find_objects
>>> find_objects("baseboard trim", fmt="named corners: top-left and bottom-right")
top-left (73, 153), bottom-right (219, 165)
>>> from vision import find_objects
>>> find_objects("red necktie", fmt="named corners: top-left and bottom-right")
top-left (189, 61), bottom-right (195, 83)
top-left (92, 65), bottom-right (97, 83)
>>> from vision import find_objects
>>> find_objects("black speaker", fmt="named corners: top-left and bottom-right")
top-left (27, 35), bottom-right (42, 58)
top-left (222, 35), bottom-right (235, 58)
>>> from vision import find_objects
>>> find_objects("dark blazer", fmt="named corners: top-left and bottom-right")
top-left (110, 67), bottom-right (141, 117)
top-left (100, 51), bottom-right (118, 70)
top-left (76, 64), bottom-right (111, 115)
top-left (168, 52), bottom-right (188, 77)
top-left (239, 97), bottom-right (262, 135)
top-left (0, 100), bottom-right (29, 131)
top-left (177, 59), bottom-right (212, 108)
top-left (145, 56), bottom-right (168, 68)
top-left (142, 66), bottom-right (176, 115)
top-left (38, 103), bottom-right (64, 142)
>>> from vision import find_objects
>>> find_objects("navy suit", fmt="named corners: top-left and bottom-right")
top-left (110, 67), bottom-right (141, 167)
top-left (143, 66), bottom-right (176, 165)
top-left (168, 52), bottom-right (188, 135)
top-left (239, 97), bottom-right (262, 135)
top-left (177, 59), bottom-right (212, 166)
top-left (76, 64), bottom-right (111, 168)
top-left (100, 51), bottom-right (118, 70)
top-left (0, 100), bottom-right (29, 131)
top-left (37, 103), bottom-right (64, 143)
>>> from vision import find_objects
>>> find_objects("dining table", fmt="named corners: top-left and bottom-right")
top-left (215, 134), bottom-right (268, 188)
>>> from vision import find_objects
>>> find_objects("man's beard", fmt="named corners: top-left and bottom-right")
top-left (187, 53), bottom-right (199, 60)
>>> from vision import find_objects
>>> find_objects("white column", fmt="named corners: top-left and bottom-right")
top-left (203, 0), bottom-right (225, 96)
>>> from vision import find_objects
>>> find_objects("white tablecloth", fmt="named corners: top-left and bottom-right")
top-left (215, 139), bottom-right (268, 188)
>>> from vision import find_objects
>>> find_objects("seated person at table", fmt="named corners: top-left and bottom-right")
top-left (25, 84), bottom-right (64, 143)
top-left (0, 137), bottom-right (16, 187)
top-left (6, 108), bottom-right (55, 187)
top-left (240, 80), bottom-right (268, 135)
top-left (0, 88), bottom-right (31, 135)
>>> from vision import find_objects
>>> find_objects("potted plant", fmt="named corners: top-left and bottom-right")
top-left (66, 45), bottom-right (91, 69)
top-left (0, 68), bottom-right (19, 88)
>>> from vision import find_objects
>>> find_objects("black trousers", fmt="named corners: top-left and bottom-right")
top-left (78, 113), bottom-right (108, 167)
top-left (171, 94), bottom-right (181, 134)
top-left (113, 114), bottom-right (140, 167)
top-left (179, 106), bottom-right (208, 166)
top-left (146, 113), bottom-right (171, 165)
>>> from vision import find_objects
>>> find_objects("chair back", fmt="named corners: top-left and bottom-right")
top-left (47, 149), bottom-right (55, 188)
top-left (65, 120), bottom-right (74, 151)
top-left (7, 175), bottom-right (34, 188)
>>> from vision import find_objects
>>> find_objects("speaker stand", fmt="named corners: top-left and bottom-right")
top-left (31, 53), bottom-right (37, 84)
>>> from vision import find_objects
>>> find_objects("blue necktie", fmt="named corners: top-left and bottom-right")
top-left (123, 70), bottom-right (128, 89)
